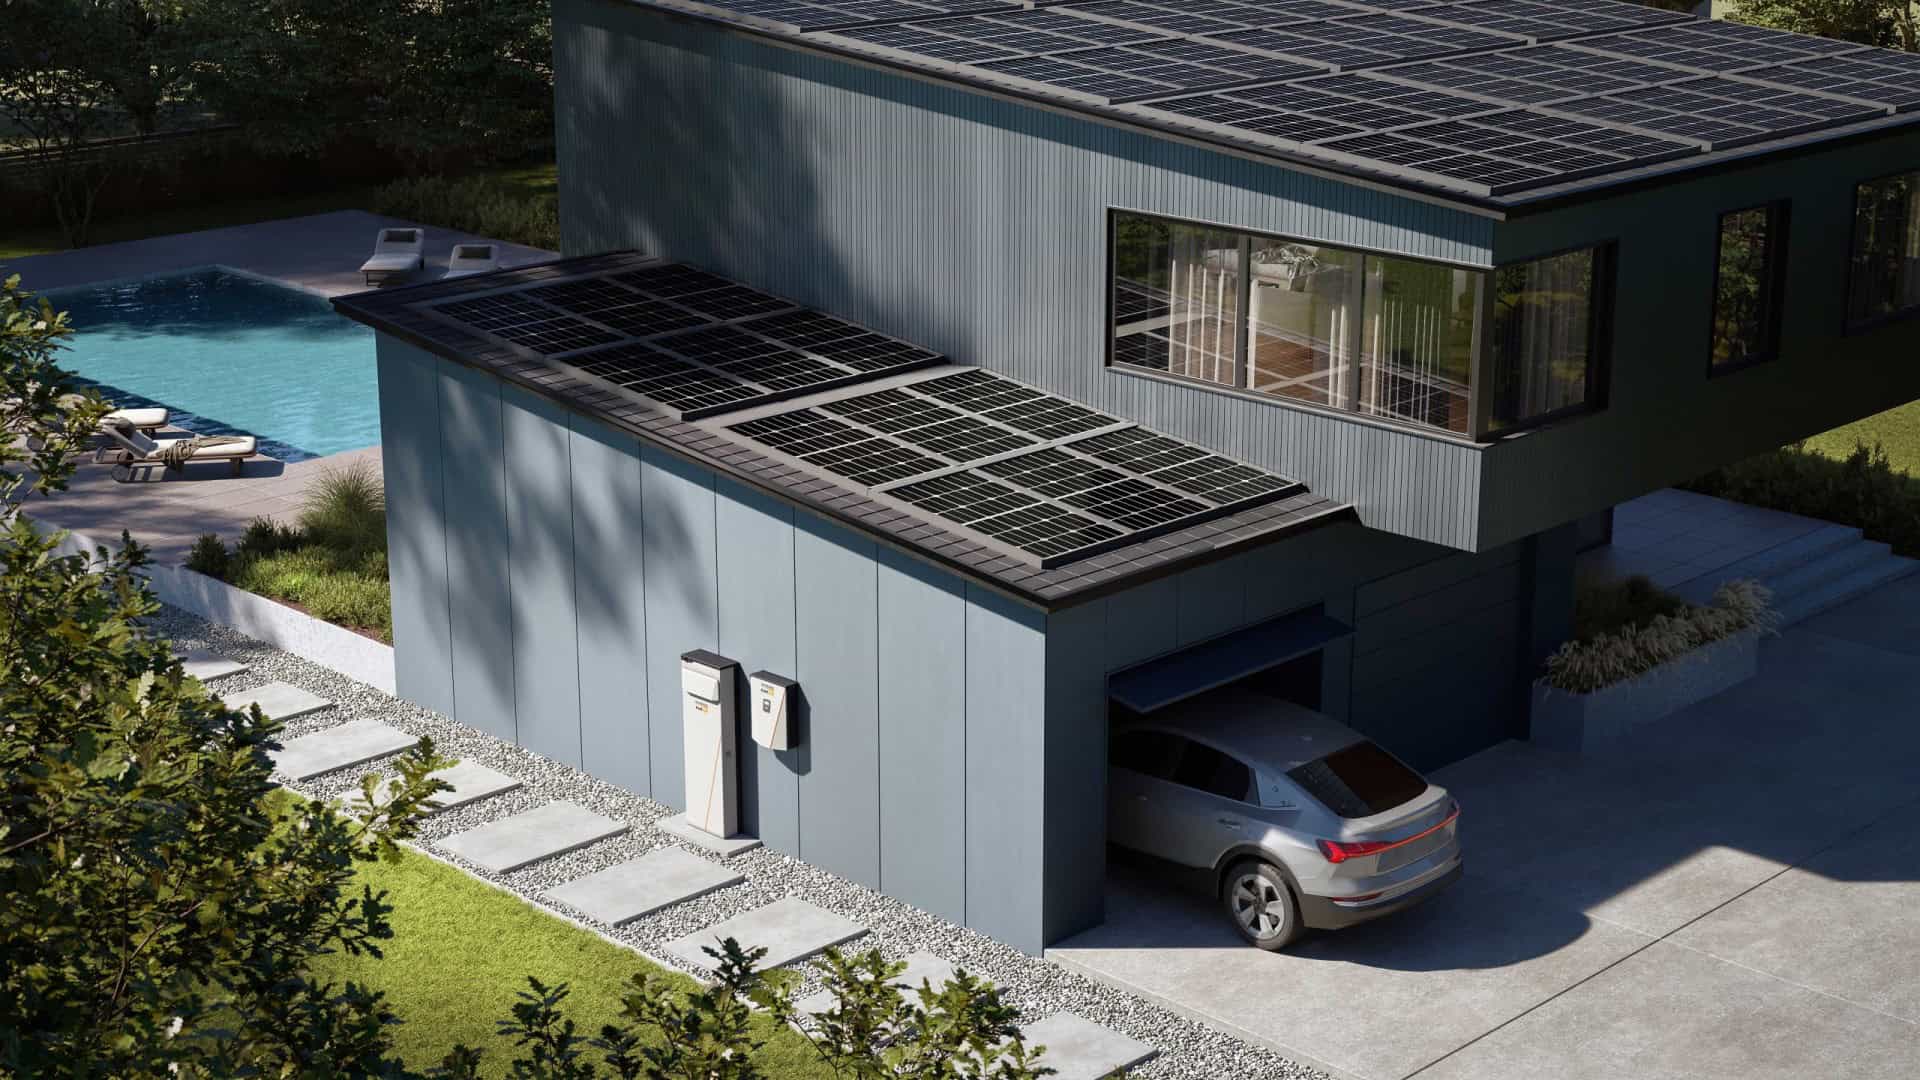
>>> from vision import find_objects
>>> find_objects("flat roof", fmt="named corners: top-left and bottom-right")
top-left (611, 0), bottom-right (1920, 207)
top-left (334, 252), bottom-right (1353, 609)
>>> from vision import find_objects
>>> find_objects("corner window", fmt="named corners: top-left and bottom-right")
top-left (1110, 210), bottom-right (1611, 440)
top-left (1711, 204), bottom-right (1787, 371)
top-left (1849, 171), bottom-right (1920, 329)
top-left (1485, 246), bottom-right (1609, 433)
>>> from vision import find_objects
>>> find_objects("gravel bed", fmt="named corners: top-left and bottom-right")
top-left (153, 605), bottom-right (1328, 1080)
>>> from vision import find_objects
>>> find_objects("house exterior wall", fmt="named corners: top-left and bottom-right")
top-left (552, 0), bottom-right (1496, 549)
top-left (553, 0), bottom-right (1920, 554)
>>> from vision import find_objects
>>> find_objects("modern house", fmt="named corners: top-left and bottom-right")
top-left (335, 0), bottom-right (1920, 954)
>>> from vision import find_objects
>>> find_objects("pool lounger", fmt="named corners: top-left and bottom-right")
top-left (443, 243), bottom-right (500, 279)
top-left (101, 422), bottom-right (258, 480)
top-left (360, 228), bottom-right (425, 285)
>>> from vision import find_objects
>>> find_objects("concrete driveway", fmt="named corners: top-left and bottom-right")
top-left (1050, 580), bottom-right (1920, 1080)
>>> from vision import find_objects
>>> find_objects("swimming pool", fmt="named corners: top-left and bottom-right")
top-left (47, 268), bottom-right (378, 461)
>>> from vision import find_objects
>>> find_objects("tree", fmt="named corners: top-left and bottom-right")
top-left (1726, 0), bottom-right (1919, 51)
top-left (0, 9), bottom-right (122, 246)
top-left (0, 272), bottom-right (456, 1076)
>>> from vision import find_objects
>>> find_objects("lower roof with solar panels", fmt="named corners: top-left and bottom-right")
top-left (604, 0), bottom-right (1920, 207)
top-left (334, 251), bottom-right (1351, 604)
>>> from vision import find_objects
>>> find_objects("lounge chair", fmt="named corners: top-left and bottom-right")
top-left (101, 421), bottom-right (258, 480)
top-left (104, 406), bottom-right (169, 431)
top-left (443, 243), bottom-right (500, 279)
top-left (360, 228), bottom-right (425, 285)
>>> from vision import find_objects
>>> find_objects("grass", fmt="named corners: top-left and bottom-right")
top-left (1803, 401), bottom-right (1920, 477)
top-left (306, 845), bottom-right (833, 1078)
top-left (0, 161), bottom-right (558, 261)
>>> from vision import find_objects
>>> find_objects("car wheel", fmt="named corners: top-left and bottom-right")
top-left (1223, 860), bottom-right (1302, 950)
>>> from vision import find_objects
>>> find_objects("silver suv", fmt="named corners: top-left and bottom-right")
top-left (1108, 689), bottom-right (1461, 949)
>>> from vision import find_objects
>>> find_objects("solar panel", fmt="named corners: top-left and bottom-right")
top-left (432, 294), bottom-right (621, 355)
top-left (740, 308), bottom-right (944, 371)
top-left (569, 343), bottom-right (762, 414)
top-left (528, 280), bottom-right (711, 338)
top-left (730, 409), bottom-right (946, 484)
top-left (910, 369), bottom-right (1123, 437)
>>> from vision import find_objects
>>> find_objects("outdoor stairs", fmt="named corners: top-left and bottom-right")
top-left (1671, 522), bottom-right (1920, 626)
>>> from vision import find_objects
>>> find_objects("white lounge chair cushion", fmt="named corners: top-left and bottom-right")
top-left (361, 253), bottom-right (422, 272)
top-left (149, 435), bottom-right (256, 460)
top-left (105, 407), bottom-right (168, 430)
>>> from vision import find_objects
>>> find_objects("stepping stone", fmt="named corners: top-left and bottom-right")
top-left (439, 801), bottom-right (628, 874)
top-left (1018, 1013), bottom-right (1156, 1080)
top-left (659, 812), bottom-right (763, 857)
top-left (271, 718), bottom-right (419, 780)
top-left (177, 648), bottom-right (247, 682)
top-left (356, 759), bottom-right (522, 815)
top-left (221, 681), bottom-right (329, 722)
top-left (795, 951), bottom-right (958, 1018)
top-left (544, 847), bottom-right (744, 926)
top-left (663, 896), bottom-right (867, 973)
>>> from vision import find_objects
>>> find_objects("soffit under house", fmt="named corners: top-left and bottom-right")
top-left (614, 0), bottom-right (1920, 208)
top-left (334, 252), bottom-right (1354, 609)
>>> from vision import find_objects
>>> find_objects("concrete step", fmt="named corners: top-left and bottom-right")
top-left (273, 718), bottom-right (419, 780)
top-left (221, 681), bottom-right (330, 722)
top-left (544, 847), bottom-right (744, 926)
top-left (358, 760), bottom-right (522, 815)
top-left (1670, 524), bottom-right (1861, 605)
top-left (1776, 554), bottom-right (1920, 626)
top-left (794, 951), bottom-right (958, 1019)
top-left (438, 801), bottom-right (629, 874)
top-left (1765, 540), bottom-right (1892, 601)
top-left (1018, 1013), bottom-right (1157, 1080)
top-left (663, 896), bottom-right (866, 973)
top-left (176, 648), bottom-right (247, 682)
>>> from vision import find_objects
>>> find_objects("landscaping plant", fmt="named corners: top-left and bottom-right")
top-left (373, 170), bottom-right (562, 250)
top-left (1543, 579), bottom-right (1775, 694)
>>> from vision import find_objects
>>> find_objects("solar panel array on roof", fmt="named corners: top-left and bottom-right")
top-left (725, 367), bottom-right (1302, 565)
top-left (639, 0), bottom-right (1920, 198)
top-left (423, 263), bottom-right (945, 420)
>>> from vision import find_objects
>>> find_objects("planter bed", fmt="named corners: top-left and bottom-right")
top-left (1530, 628), bottom-right (1760, 754)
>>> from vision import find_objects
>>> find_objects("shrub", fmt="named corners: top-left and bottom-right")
top-left (1684, 441), bottom-right (1920, 557)
top-left (237, 515), bottom-right (303, 560)
top-left (185, 532), bottom-right (231, 578)
top-left (1543, 580), bottom-right (1775, 694)
top-left (232, 547), bottom-right (392, 641)
top-left (1573, 573), bottom-right (1684, 643)
top-left (299, 460), bottom-right (387, 560)
top-left (372, 172), bottom-right (560, 250)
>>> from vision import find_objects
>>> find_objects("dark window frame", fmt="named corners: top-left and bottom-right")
top-left (1844, 167), bottom-right (1920, 335)
top-left (1478, 240), bottom-right (1617, 439)
top-left (1707, 201), bottom-right (1790, 377)
top-left (1103, 207), bottom-right (1615, 444)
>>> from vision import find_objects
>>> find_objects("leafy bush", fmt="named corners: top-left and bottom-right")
top-left (1573, 573), bottom-right (1687, 643)
top-left (186, 532), bottom-right (231, 578)
top-left (238, 515), bottom-right (303, 560)
top-left (1543, 580), bottom-right (1775, 694)
top-left (1684, 441), bottom-right (1920, 557)
top-left (372, 172), bottom-right (560, 250)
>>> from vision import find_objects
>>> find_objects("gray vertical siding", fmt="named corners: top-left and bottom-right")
top-left (963, 585), bottom-right (1049, 951)
top-left (793, 516), bottom-right (883, 888)
top-left (715, 480), bottom-right (800, 851)
top-left (570, 416), bottom-right (653, 794)
top-left (553, 0), bottom-right (1496, 549)
top-left (640, 447), bottom-right (718, 809)
top-left (438, 361), bottom-right (516, 743)
top-left (375, 338), bottom-right (454, 715)
top-left (876, 549), bottom-right (967, 924)
top-left (505, 386), bottom-right (583, 767)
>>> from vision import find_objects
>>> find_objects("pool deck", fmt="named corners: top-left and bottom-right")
top-left (6, 209), bottom-right (556, 563)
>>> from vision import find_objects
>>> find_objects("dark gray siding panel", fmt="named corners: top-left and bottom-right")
top-left (504, 385), bottom-right (583, 766)
top-left (553, 0), bottom-right (1495, 548)
top-left (876, 548), bottom-right (967, 924)
top-left (375, 338), bottom-right (454, 715)
top-left (570, 416), bottom-right (652, 794)
top-left (963, 584), bottom-right (1048, 953)
top-left (794, 516), bottom-right (882, 887)
top-left (1043, 600), bottom-right (1107, 945)
top-left (715, 479), bottom-right (801, 852)
top-left (640, 445), bottom-right (719, 810)
top-left (438, 359), bottom-right (516, 742)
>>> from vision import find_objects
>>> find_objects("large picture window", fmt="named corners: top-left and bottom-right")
top-left (1710, 204), bottom-right (1787, 371)
top-left (1849, 171), bottom-right (1920, 329)
top-left (1110, 210), bottom-right (1609, 439)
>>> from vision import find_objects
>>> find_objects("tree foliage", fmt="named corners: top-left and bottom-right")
top-left (1726, 0), bottom-right (1919, 51)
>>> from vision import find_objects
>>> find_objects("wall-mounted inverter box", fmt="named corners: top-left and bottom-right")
top-left (748, 671), bottom-right (797, 750)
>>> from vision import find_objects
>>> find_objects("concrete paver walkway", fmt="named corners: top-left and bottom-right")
top-left (271, 718), bottom-right (416, 780)
top-left (664, 896), bottom-right (868, 972)
top-left (221, 680), bottom-right (330, 722)
top-left (177, 647), bottom-right (247, 681)
top-left (545, 847), bottom-right (745, 926)
top-left (1020, 1013), bottom-right (1158, 1080)
top-left (439, 801), bottom-right (630, 874)
top-left (1050, 577), bottom-right (1920, 1080)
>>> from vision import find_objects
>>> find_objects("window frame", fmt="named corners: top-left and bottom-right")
top-left (1843, 167), bottom-right (1920, 335)
top-left (1103, 206), bottom-right (1614, 444)
top-left (1706, 200), bottom-right (1790, 377)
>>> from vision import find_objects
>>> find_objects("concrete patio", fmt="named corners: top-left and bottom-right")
top-left (1050, 578), bottom-right (1920, 1080)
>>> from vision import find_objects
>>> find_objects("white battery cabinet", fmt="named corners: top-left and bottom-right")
top-left (680, 650), bottom-right (739, 838)
top-left (748, 671), bottom-right (798, 750)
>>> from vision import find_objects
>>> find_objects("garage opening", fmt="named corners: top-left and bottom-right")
top-left (1107, 605), bottom-right (1350, 719)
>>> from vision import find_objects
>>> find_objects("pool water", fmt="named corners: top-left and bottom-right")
top-left (47, 269), bottom-right (378, 461)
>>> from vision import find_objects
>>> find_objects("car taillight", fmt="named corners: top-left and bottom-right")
top-left (1319, 801), bottom-right (1461, 864)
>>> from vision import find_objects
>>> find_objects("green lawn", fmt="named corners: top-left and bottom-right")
top-left (0, 161), bottom-right (559, 262)
top-left (1803, 400), bottom-right (1920, 477)
top-left (307, 840), bottom-right (832, 1078)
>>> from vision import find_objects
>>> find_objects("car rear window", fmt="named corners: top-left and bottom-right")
top-left (1287, 741), bottom-right (1427, 818)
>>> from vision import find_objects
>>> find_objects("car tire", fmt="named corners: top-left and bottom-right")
top-left (1222, 860), bottom-right (1302, 951)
